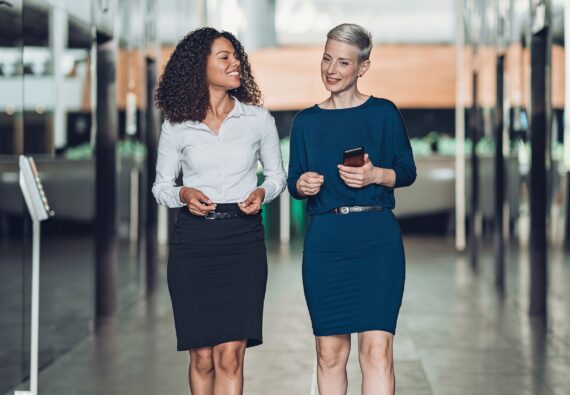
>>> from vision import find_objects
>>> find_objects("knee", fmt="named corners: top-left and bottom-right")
top-left (359, 340), bottom-right (393, 373)
top-left (215, 349), bottom-right (244, 377)
top-left (190, 349), bottom-right (214, 375)
top-left (316, 344), bottom-right (349, 371)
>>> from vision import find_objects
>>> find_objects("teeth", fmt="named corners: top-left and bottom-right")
top-left (228, 72), bottom-right (239, 76)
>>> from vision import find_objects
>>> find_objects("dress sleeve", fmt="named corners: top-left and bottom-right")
top-left (287, 115), bottom-right (308, 200)
top-left (389, 104), bottom-right (417, 188)
top-left (258, 110), bottom-right (287, 204)
top-left (151, 122), bottom-right (185, 208)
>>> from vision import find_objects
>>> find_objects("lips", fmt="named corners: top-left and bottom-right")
top-left (326, 76), bottom-right (340, 84)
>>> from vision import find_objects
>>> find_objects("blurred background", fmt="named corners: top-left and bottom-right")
top-left (0, 0), bottom-right (569, 394)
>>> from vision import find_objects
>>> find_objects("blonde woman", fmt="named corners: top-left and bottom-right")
top-left (288, 24), bottom-right (416, 395)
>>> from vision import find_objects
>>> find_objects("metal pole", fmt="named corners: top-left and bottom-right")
top-left (30, 219), bottom-right (40, 395)
top-left (95, 39), bottom-right (118, 317)
top-left (14, 220), bottom-right (40, 395)
top-left (494, 54), bottom-right (506, 290)
top-left (50, 0), bottom-right (68, 153)
top-left (455, 0), bottom-right (467, 251)
top-left (469, 70), bottom-right (480, 271)
top-left (564, 0), bottom-right (570, 245)
top-left (279, 190), bottom-right (290, 243)
top-left (528, 27), bottom-right (549, 315)
top-left (145, 58), bottom-right (159, 293)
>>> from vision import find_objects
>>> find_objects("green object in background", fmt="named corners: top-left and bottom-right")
top-left (291, 198), bottom-right (306, 235)
top-left (436, 135), bottom-right (456, 156)
top-left (410, 133), bottom-right (478, 157)
top-left (64, 139), bottom-right (148, 161)
top-left (475, 136), bottom-right (495, 156)
top-left (64, 143), bottom-right (92, 159)
top-left (410, 138), bottom-right (432, 156)
top-left (261, 203), bottom-right (267, 231)
top-left (118, 138), bottom-right (147, 161)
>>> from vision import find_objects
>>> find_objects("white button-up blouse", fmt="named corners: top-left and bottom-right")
top-left (152, 98), bottom-right (286, 208)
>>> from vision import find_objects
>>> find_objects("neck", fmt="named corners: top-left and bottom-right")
top-left (327, 87), bottom-right (368, 109)
top-left (208, 89), bottom-right (234, 118)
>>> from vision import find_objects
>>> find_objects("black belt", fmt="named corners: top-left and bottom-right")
top-left (205, 211), bottom-right (244, 220)
top-left (331, 205), bottom-right (384, 215)
top-left (185, 203), bottom-right (247, 220)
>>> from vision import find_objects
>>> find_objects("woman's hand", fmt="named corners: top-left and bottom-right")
top-left (239, 188), bottom-right (265, 215)
top-left (179, 187), bottom-right (216, 216)
top-left (338, 154), bottom-right (383, 188)
top-left (296, 172), bottom-right (324, 197)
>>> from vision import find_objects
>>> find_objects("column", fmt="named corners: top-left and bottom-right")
top-left (95, 38), bottom-right (118, 318)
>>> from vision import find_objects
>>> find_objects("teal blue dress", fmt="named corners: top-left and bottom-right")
top-left (287, 97), bottom-right (416, 336)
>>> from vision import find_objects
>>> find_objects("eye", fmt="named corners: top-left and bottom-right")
top-left (322, 57), bottom-right (330, 63)
top-left (340, 61), bottom-right (349, 66)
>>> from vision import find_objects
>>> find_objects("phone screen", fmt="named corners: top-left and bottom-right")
top-left (342, 147), bottom-right (365, 167)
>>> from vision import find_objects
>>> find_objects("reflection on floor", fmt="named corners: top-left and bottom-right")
top-left (7, 236), bottom-right (570, 395)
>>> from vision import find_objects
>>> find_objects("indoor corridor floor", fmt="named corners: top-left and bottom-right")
top-left (7, 236), bottom-right (570, 395)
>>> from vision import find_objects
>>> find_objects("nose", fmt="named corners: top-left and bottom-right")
top-left (326, 61), bottom-right (337, 75)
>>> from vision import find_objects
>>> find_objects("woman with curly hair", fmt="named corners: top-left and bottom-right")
top-left (152, 27), bottom-right (286, 394)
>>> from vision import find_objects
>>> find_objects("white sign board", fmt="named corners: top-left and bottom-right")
top-left (19, 156), bottom-right (53, 222)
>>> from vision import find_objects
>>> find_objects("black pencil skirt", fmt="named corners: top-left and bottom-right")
top-left (167, 206), bottom-right (268, 351)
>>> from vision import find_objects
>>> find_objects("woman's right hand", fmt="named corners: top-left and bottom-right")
top-left (179, 187), bottom-right (216, 216)
top-left (296, 172), bottom-right (324, 197)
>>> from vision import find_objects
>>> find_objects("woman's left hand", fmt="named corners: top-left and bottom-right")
top-left (239, 188), bottom-right (265, 214)
top-left (338, 154), bottom-right (382, 188)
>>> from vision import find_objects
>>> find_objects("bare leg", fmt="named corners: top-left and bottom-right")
top-left (358, 331), bottom-right (395, 395)
top-left (189, 347), bottom-right (215, 395)
top-left (315, 334), bottom-right (351, 395)
top-left (212, 340), bottom-right (247, 395)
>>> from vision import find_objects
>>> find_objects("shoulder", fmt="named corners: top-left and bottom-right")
top-left (368, 97), bottom-right (400, 114)
top-left (291, 106), bottom-right (320, 128)
top-left (238, 102), bottom-right (270, 119)
top-left (237, 103), bottom-right (277, 131)
top-left (161, 119), bottom-right (193, 134)
top-left (161, 120), bottom-right (179, 135)
top-left (160, 120), bottom-right (200, 145)
top-left (368, 98), bottom-right (405, 128)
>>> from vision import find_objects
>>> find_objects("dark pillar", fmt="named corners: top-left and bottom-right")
top-left (529, 28), bottom-right (549, 316)
top-left (95, 39), bottom-right (118, 318)
top-left (469, 71), bottom-right (480, 271)
top-left (494, 55), bottom-right (505, 291)
top-left (145, 58), bottom-right (160, 293)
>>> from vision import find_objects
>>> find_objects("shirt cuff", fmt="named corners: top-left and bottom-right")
top-left (173, 186), bottom-right (186, 206)
top-left (259, 183), bottom-right (275, 204)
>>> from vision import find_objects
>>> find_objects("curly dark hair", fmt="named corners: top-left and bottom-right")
top-left (155, 27), bottom-right (262, 123)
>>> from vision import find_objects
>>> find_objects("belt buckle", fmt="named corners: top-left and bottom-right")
top-left (339, 207), bottom-right (350, 215)
top-left (205, 211), bottom-right (217, 220)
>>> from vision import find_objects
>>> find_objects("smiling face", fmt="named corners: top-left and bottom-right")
top-left (206, 37), bottom-right (241, 91)
top-left (320, 39), bottom-right (369, 94)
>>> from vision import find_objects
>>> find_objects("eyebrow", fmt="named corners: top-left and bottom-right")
top-left (216, 50), bottom-right (238, 57)
top-left (323, 53), bottom-right (352, 62)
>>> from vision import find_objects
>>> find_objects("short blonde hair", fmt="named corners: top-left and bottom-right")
top-left (327, 23), bottom-right (373, 62)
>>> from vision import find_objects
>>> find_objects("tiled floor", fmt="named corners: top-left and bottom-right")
top-left (6, 236), bottom-right (570, 395)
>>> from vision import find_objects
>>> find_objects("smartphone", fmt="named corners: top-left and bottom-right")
top-left (342, 146), bottom-right (365, 167)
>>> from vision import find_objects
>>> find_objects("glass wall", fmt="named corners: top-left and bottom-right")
top-left (0, 0), bottom-right (160, 392)
top-left (460, 0), bottom-right (568, 315)
top-left (0, 1), bottom-right (25, 391)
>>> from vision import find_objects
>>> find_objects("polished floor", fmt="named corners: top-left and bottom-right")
top-left (6, 236), bottom-right (570, 395)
